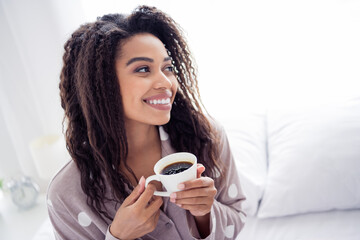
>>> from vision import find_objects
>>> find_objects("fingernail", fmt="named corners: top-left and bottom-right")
top-left (139, 176), bottom-right (144, 185)
top-left (170, 193), bottom-right (176, 199)
top-left (176, 204), bottom-right (182, 207)
top-left (170, 198), bottom-right (176, 203)
top-left (178, 183), bottom-right (185, 190)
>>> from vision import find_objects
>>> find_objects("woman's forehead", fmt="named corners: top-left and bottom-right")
top-left (117, 33), bottom-right (169, 61)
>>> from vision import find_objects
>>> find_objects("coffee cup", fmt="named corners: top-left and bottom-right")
top-left (145, 152), bottom-right (197, 197)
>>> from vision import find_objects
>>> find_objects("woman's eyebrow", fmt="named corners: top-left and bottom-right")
top-left (126, 56), bottom-right (172, 66)
top-left (126, 57), bottom-right (153, 66)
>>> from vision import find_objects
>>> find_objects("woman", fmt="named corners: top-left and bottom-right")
top-left (47, 5), bottom-right (246, 240)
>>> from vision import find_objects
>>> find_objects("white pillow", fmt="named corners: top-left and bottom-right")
top-left (221, 112), bottom-right (267, 216)
top-left (258, 97), bottom-right (360, 218)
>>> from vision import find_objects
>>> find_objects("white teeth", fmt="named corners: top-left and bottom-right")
top-left (147, 98), bottom-right (171, 105)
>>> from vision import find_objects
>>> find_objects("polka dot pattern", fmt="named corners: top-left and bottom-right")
top-left (228, 183), bottom-right (238, 198)
top-left (240, 212), bottom-right (246, 223)
top-left (225, 225), bottom-right (235, 238)
top-left (78, 212), bottom-right (92, 227)
top-left (214, 168), bottom-right (221, 178)
top-left (159, 126), bottom-right (169, 141)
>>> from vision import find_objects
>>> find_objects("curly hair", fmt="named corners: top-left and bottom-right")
top-left (59, 5), bottom-right (223, 221)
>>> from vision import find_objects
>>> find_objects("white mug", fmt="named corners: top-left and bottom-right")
top-left (145, 152), bottom-right (197, 197)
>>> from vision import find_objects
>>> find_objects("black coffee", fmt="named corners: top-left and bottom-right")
top-left (160, 161), bottom-right (193, 175)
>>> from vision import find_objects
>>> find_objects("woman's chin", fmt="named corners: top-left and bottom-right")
top-left (155, 116), bottom-right (171, 126)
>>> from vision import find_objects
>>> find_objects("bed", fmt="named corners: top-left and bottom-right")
top-left (34, 209), bottom-right (360, 240)
top-left (238, 210), bottom-right (360, 239)
top-left (33, 97), bottom-right (360, 239)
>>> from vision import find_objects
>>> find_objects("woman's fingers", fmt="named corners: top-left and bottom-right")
top-left (141, 205), bottom-right (162, 233)
top-left (170, 175), bottom-right (217, 217)
top-left (122, 176), bottom-right (146, 206)
top-left (148, 204), bottom-right (161, 223)
top-left (136, 183), bottom-right (161, 208)
top-left (179, 177), bottom-right (214, 191)
top-left (173, 196), bottom-right (210, 205)
top-left (146, 196), bottom-right (163, 213)
top-left (171, 187), bottom-right (217, 202)
top-left (177, 202), bottom-right (211, 217)
top-left (170, 177), bottom-right (217, 203)
top-left (197, 164), bottom-right (205, 178)
top-left (110, 180), bottom-right (162, 239)
top-left (177, 203), bottom-right (208, 212)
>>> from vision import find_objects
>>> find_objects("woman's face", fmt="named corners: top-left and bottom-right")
top-left (115, 33), bottom-right (178, 127)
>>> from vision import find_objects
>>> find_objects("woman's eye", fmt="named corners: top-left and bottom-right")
top-left (165, 66), bottom-right (174, 72)
top-left (135, 66), bottom-right (150, 73)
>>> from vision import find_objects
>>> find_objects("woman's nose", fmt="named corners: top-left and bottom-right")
top-left (153, 71), bottom-right (173, 89)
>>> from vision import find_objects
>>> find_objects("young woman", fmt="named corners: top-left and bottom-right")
top-left (47, 5), bottom-right (246, 240)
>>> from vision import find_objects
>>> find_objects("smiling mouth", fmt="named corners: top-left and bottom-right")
top-left (144, 98), bottom-right (171, 105)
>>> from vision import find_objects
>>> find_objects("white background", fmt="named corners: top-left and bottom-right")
top-left (0, 0), bottom-right (359, 188)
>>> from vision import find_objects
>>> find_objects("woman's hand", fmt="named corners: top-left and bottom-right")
top-left (110, 176), bottom-right (163, 240)
top-left (169, 164), bottom-right (217, 216)
top-left (170, 164), bottom-right (217, 237)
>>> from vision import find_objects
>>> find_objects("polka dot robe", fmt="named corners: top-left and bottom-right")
top-left (47, 119), bottom-right (246, 239)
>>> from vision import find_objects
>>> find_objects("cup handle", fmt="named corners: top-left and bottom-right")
top-left (145, 175), bottom-right (171, 197)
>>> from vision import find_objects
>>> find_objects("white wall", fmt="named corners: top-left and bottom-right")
top-left (0, 0), bottom-right (359, 184)
top-left (81, 0), bottom-right (360, 117)
top-left (0, 0), bottom-right (84, 184)
top-left (0, 111), bottom-right (19, 177)
top-left (0, 2), bottom-right (41, 178)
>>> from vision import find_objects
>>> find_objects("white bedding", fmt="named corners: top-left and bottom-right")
top-left (32, 219), bottom-right (55, 240)
top-left (34, 209), bottom-right (360, 240)
top-left (237, 209), bottom-right (360, 240)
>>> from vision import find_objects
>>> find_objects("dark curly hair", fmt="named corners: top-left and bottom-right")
top-left (59, 5), bottom-right (223, 221)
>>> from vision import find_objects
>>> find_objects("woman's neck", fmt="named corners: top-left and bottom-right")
top-left (122, 121), bottom-right (162, 186)
top-left (125, 122), bottom-right (159, 156)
